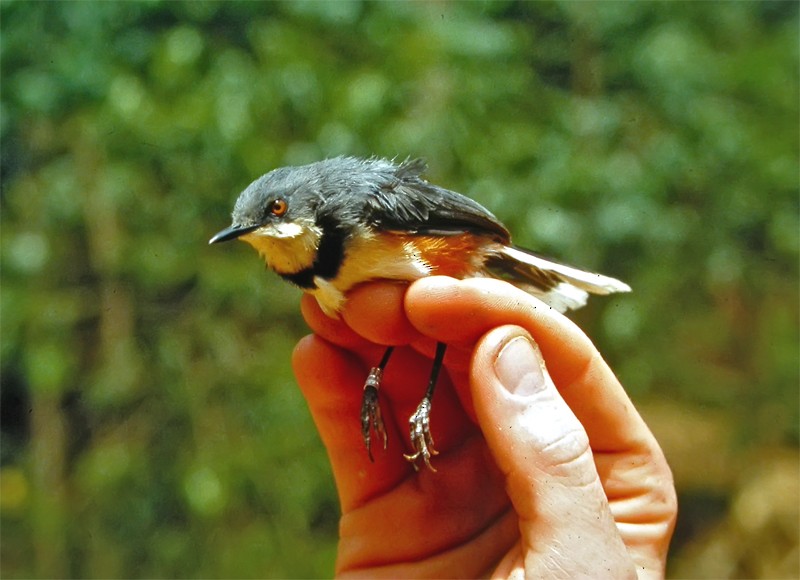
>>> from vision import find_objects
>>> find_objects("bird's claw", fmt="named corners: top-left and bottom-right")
top-left (361, 366), bottom-right (388, 461)
top-left (403, 398), bottom-right (438, 472)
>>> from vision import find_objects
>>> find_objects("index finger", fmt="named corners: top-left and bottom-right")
top-left (404, 276), bottom-right (653, 454)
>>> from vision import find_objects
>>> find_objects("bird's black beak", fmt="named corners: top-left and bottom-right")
top-left (208, 224), bottom-right (260, 244)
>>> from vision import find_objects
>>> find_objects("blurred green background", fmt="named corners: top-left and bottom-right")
top-left (1, 1), bottom-right (797, 578)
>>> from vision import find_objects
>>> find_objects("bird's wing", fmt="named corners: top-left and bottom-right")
top-left (362, 160), bottom-right (511, 241)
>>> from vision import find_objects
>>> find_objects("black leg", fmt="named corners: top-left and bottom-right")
top-left (404, 341), bottom-right (447, 471)
top-left (361, 346), bottom-right (394, 461)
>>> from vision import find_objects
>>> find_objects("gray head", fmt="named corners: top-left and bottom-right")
top-left (209, 156), bottom-right (412, 244)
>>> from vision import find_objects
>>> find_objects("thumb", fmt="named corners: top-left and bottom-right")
top-left (471, 325), bottom-right (634, 578)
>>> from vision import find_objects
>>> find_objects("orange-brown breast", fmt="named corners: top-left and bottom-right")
top-left (395, 231), bottom-right (495, 278)
top-left (307, 229), bottom-right (500, 316)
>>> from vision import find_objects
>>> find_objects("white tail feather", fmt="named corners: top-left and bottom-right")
top-left (500, 246), bottom-right (631, 294)
top-left (535, 282), bottom-right (589, 312)
top-left (485, 246), bottom-right (630, 313)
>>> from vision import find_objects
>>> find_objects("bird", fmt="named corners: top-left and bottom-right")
top-left (210, 156), bottom-right (630, 470)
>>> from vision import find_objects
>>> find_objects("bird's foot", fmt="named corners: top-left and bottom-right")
top-left (361, 366), bottom-right (388, 461)
top-left (403, 397), bottom-right (438, 472)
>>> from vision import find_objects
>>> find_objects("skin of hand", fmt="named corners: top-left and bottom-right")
top-left (292, 276), bottom-right (677, 579)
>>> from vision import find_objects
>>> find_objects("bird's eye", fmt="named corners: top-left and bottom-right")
top-left (270, 198), bottom-right (288, 217)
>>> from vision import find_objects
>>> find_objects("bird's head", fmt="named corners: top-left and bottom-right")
top-left (209, 165), bottom-right (325, 275)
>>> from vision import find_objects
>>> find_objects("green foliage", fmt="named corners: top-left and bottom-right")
top-left (1, 1), bottom-right (797, 578)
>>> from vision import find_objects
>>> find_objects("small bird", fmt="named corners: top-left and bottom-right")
top-left (210, 156), bottom-right (630, 470)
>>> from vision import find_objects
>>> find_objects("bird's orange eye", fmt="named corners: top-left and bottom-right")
top-left (270, 199), bottom-right (288, 216)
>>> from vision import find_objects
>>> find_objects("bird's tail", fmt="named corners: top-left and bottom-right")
top-left (484, 245), bottom-right (631, 313)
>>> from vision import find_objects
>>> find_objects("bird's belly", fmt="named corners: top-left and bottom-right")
top-left (310, 230), bottom-right (493, 317)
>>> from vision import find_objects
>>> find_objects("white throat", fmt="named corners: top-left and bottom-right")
top-left (240, 220), bottom-right (322, 275)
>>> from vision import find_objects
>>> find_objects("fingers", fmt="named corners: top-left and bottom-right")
top-left (300, 294), bottom-right (370, 350)
top-left (472, 325), bottom-right (636, 577)
top-left (292, 334), bottom-right (410, 510)
top-left (303, 275), bottom-right (658, 454)
top-left (292, 334), bottom-right (478, 511)
top-left (405, 276), bottom-right (654, 454)
top-left (297, 278), bottom-right (674, 575)
top-left (303, 276), bottom-right (663, 463)
top-left (405, 276), bottom-right (599, 383)
top-left (343, 282), bottom-right (420, 346)
top-left (301, 284), bottom-right (430, 371)
top-left (301, 283), bottom-right (422, 348)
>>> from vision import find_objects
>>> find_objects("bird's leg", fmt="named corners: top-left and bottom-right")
top-left (361, 346), bottom-right (393, 461)
top-left (404, 341), bottom-right (446, 472)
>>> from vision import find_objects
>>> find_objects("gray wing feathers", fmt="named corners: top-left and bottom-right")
top-left (363, 159), bottom-right (510, 240)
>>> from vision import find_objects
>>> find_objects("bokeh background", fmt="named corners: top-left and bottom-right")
top-left (1, 1), bottom-right (797, 578)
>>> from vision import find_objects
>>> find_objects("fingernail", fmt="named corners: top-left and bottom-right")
top-left (494, 336), bottom-right (546, 396)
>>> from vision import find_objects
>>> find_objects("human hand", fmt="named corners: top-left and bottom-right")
top-left (293, 276), bottom-right (676, 578)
